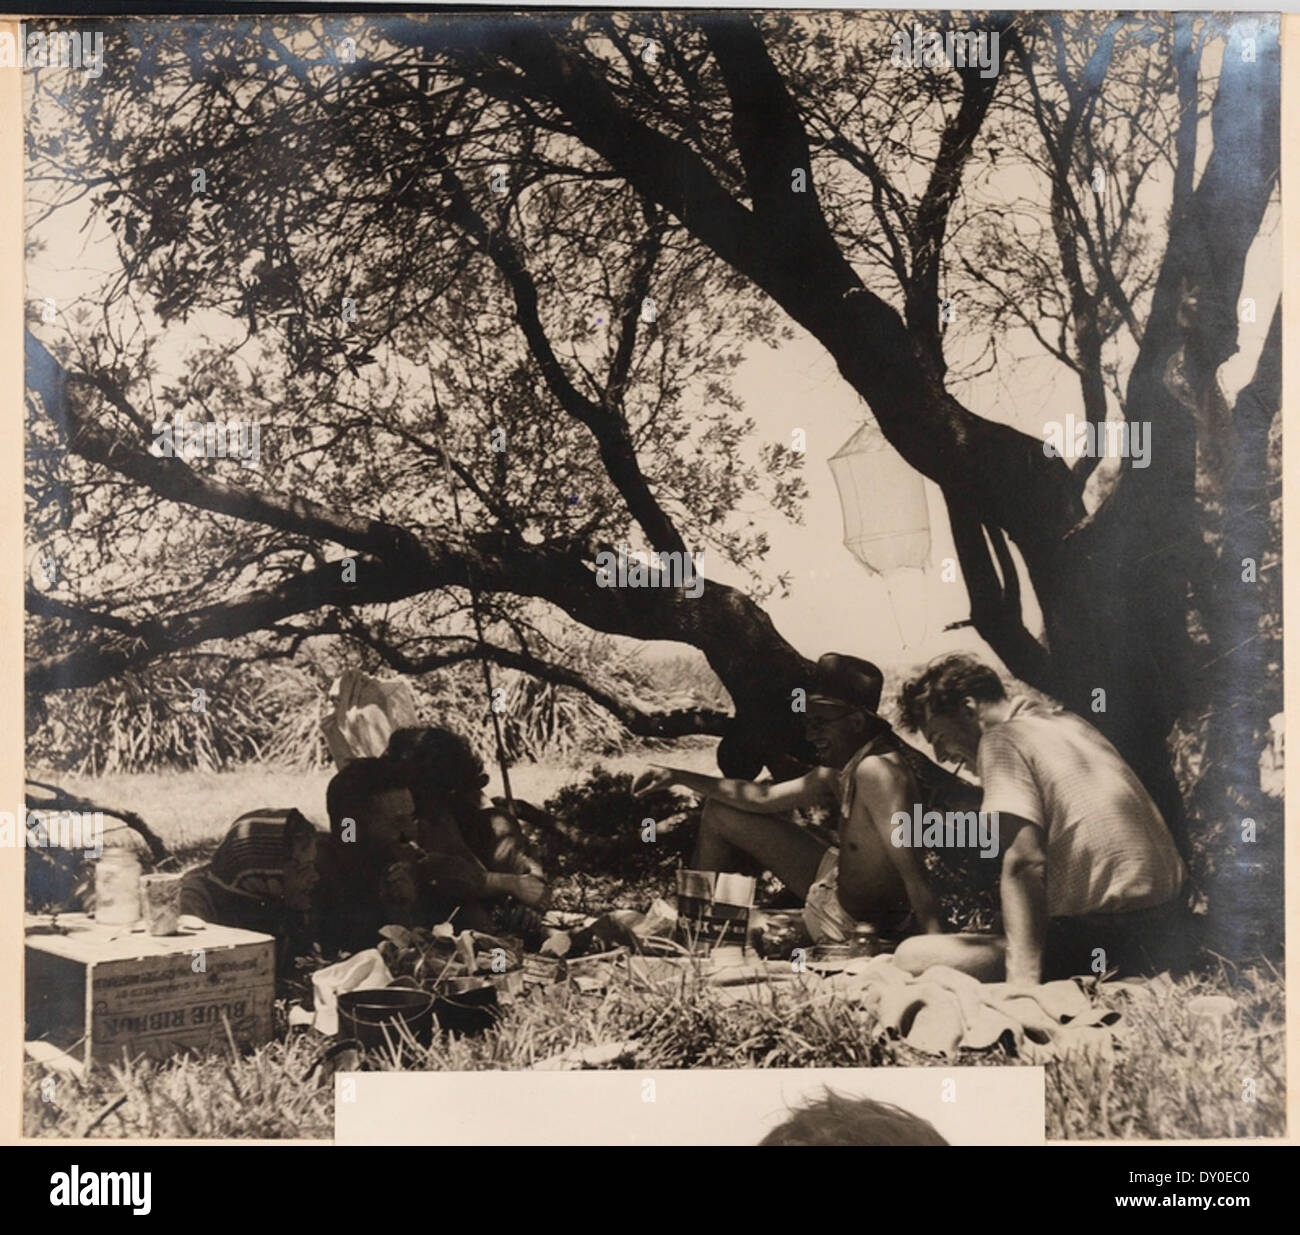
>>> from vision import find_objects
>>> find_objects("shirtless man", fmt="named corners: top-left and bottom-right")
top-left (635, 653), bottom-right (941, 944)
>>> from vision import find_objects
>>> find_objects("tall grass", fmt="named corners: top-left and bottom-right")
top-left (28, 640), bottom-right (732, 775)
top-left (25, 959), bottom-right (1285, 1141)
top-left (25, 1028), bottom-right (334, 1139)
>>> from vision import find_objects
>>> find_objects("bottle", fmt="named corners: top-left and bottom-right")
top-left (95, 849), bottom-right (142, 926)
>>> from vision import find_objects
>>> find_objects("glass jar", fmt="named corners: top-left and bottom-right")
top-left (95, 848), bottom-right (142, 925)
top-left (850, 924), bottom-right (879, 958)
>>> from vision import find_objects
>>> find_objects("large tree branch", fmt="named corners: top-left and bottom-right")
top-left (26, 589), bottom-right (142, 638)
top-left (468, 21), bottom-right (766, 289)
top-left (26, 556), bottom-right (415, 695)
top-left (28, 326), bottom-right (810, 710)
top-left (1011, 22), bottom-right (1142, 348)
top-left (906, 18), bottom-right (1012, 379)
top-left (607, 200), bottom-right (666, 404)
top-left (700, 14), bottom-right (835, 235)
top-left (1125, 15), bottom-right (1278, 485)
top-left (343, 624), bottom-right (732, 739)
top-left (1014, 17), bottom-right (1127, 480)
top-left (944, 488), bottom-right (1053, 689)
top-left (477, 17), bottom-right (1083, 555)
top-left (26, 332), bottom-right (427, 566)
top-left (26, 780), bottom-right (170, 863)
top-left (415, 119), bottom-right (687, 555)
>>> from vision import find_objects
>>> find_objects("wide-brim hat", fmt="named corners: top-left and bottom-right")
top-left (807, 652), bottom-right (885, 716)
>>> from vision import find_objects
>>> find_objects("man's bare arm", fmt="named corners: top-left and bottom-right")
top-left (635, 766), bottom-right (836, 815)
top-left (999, 815), bottom-right (1048, 988)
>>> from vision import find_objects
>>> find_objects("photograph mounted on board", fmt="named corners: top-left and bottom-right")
top-left (19, 8), bottom-right (1284, 1143)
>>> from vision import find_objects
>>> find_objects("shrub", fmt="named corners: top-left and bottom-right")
top-left (539, 766), bottom-right (697, 890)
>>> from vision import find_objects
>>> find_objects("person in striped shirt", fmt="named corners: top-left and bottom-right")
top-left (892, 654), bottom-right (1188, 987)
top-left (181, 756), bottom-right (547, 965)
top-left (179, 808), bottom-right (321, 974)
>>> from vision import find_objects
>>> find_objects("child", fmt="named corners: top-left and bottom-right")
top-left (760, 1091), bottom-right (949, 1146)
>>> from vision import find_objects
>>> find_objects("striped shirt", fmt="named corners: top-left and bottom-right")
top-left (180, 808), bottom-right (317, 935)
top-left (976, 698), bottom-right (1185, 917)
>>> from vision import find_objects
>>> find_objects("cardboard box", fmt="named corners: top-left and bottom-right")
top-left (24, 913), bottom-right (275, 1072)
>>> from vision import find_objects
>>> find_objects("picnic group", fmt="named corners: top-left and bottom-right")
top-left (177, 650), bottom-right (1190, 991)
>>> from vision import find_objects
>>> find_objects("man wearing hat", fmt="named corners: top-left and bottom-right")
top-left (634, 653), bottom-right (942, 944)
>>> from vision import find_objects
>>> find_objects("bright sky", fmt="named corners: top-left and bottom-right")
top-left (713, 330), bottom-right (1028, 671)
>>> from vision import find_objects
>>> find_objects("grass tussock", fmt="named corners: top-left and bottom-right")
top-left (1045, 962), bottom-right (1286, 1140)
top-left (25, 1026), bottom-right (334, 1140)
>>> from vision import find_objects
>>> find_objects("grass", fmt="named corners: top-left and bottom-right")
top-left (25, 1027), bottom-right (335, 1140)
top-left (21, 759), bottom-right (1288, 1142)
top-left (1045, 961), bottom-right (1288, 1140)
top-left (25, 950), bottom-right (1286, 1141)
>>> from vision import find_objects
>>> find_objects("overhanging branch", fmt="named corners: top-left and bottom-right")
top-left (344, 624), bottom-right (732, 739)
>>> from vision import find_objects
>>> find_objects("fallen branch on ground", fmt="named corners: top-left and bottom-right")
top-left (25, 779), bottom-right (170, 862)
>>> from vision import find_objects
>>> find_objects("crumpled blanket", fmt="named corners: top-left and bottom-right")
top-left (825, 955), bottom-right (1122, 1061)
top-left (321, 669), bottom-right (420, 768)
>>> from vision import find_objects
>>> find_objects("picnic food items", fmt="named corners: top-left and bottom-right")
top-left (94, 848), bottom-right (142, 925)
top-left (140, 872), bottom-right (183, 935)
top-left (749, 911), bottom-right (809, 959)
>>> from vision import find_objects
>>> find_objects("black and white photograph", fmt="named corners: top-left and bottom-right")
top-left (15, 6), bottom-right (1288, 1151)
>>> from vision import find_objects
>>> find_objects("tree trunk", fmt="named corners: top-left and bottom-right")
top-left (1036, 486), bottom-right (1197, 858)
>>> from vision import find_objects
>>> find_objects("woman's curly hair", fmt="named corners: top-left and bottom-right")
top-left (384, 725), bottom-right (488, 807)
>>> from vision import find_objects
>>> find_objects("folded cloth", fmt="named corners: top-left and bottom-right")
top-left (832, 959), bottom-right (1123, 1061)
top-left (310, 948), bottom-right (394, 1036)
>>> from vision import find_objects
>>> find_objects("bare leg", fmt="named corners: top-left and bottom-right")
top-left (692, 799), bottom-right (828, 900)
top-left (894, 932), bottom-right (1007, 983)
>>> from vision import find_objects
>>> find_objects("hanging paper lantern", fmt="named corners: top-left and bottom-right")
top-left (828, 419), bottom-right (931, 574)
